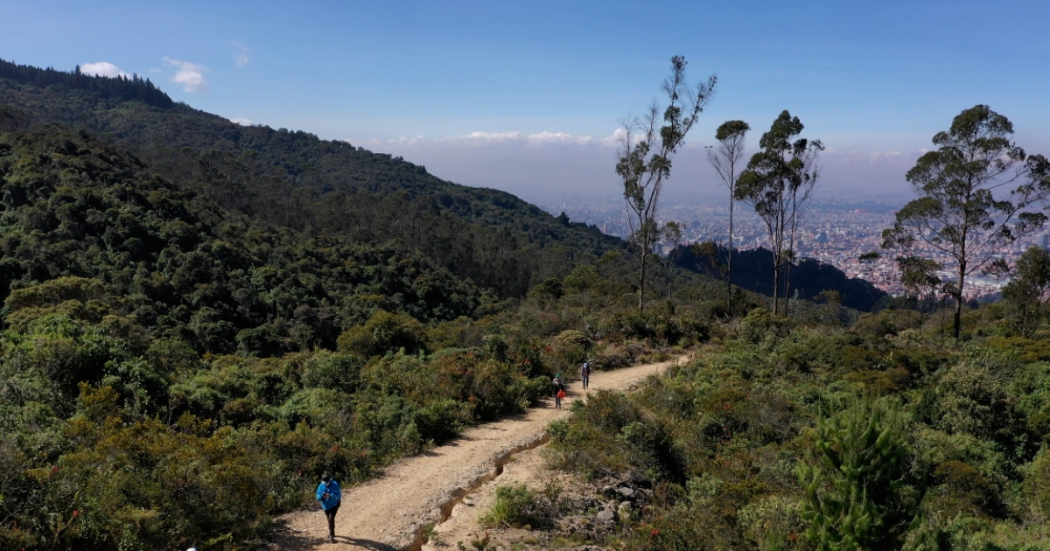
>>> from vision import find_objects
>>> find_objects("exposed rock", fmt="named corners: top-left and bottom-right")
top-left (617, 501), bottom-right (632, 522)
top-left (627, 470), bottom-right (653, 489)
top-left (616, 487), bottom-right (635, 499)
top-left (596, 509), bottom-right (616, 524)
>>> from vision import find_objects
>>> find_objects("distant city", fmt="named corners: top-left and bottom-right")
top-left (536, 193), bottom-right (1048, 300)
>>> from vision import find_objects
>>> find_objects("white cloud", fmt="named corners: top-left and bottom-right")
top-left (529, 131), bottom-right (594, 145)
top-left (232, 41), bottom-right (250, 67)
top-left (425, 130), bottom-right (600, 147)
top-left (80, 62), bottom-right (129, 78)
top-left (454, 131), bottom-right (526, 144)
top-left (348, 129), bottom-right (631, 153)
top-left (868, 150), bottom-right (902, 162)
top-left (164, 57), bottom-right (209, 92)
top-left (229, 117), bottom-right (252, 126)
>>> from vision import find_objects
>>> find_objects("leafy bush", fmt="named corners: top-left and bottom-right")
top-left (1023, 450), bottom-right (1050, 525)
top-left (797, 398), bottom-right (922, 550)
top-left (738, 495), bottom-right (810, 551)
top-left (481, 484), bottom-right (551, 529)
top-left (738, 308), bottom-right (794, 344)
top-left (337, 310), bottom-right (429, 359)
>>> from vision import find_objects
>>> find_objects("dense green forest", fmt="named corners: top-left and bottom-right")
top-left (0, 127), bottom-right (722, 548)
top-left (0, 127), bottom-right (491, 353)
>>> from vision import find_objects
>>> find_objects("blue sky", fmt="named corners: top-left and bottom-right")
top-left (3, 0), bottom-right (1049, 202)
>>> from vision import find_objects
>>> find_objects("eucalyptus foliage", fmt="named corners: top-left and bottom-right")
top-left (736, 111), bottom-right (823, 316)
top-left (617, 56), bottom-right (715, 312)
top-left (883, 104), bottom-right (1050, 339)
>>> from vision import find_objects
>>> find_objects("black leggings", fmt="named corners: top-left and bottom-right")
top-left (324, 502), bottom-right (340, 536)
top-left (324, 503), bottom-right (340, 519)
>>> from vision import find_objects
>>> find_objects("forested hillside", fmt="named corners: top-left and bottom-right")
top-left (0, 59), bottom-right (625, 298)
top-left (0, 126), bottom-right (485, 355)
top-left (673, 244), bottom-right (888, 311)
top-left (2, 57), bottom-right (983, 551)
top-left (0, 59), bottom-right (720, 551)
top-left (0, 126), bottom-right (718, 548)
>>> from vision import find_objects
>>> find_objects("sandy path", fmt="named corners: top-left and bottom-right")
top-left (268, 355), bottom-right (685, 551)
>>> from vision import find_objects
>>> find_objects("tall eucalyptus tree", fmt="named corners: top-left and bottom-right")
top-left (736, 111), bottom-right (823, 315)
top-left (883, 104), bottom-right (1050, 339)
top-left (707, 120), bottom-right (750, 312)
top-left (617, 56), bottom-right (716, 312)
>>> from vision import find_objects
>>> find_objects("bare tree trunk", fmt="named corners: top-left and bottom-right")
top-left (639, 251), bottom-right (647, 312)
top-left (727, 201), bottom-right (734, 313)
top-left (772, 256), bottom-right (780, 315)
top-left (954, 262), bottom-right (965, 340)
top-left (667, 258), bottom-right (673, 300)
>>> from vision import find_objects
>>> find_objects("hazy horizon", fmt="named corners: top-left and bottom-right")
top-left (3, 0), bottom-right (1048, 205)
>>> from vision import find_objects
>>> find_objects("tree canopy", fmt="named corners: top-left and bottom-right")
top-left (736, 110), bottom-right (823, 315)
top-left (617, 55), bottom-right (715, 311)
top-left (883, 104), bottom-right (1050, 339)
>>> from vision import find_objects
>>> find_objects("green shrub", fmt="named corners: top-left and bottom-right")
top-left (932, 460), bottom-right (1004, 519)
top-left (739, 308), bottom-right (793, 344)
top-left (481, 484), bottom-right (550, 529)
top-left (301, 351), bottom-right (362, 392)
top-left (1023, 450), bottom-right (1050, 524)
top-left (797, 398), bottom-right (922, 550)
top-left (738, 495), bottom-right (809, 551)
top-left (337, 310), bottom-right (428, 358)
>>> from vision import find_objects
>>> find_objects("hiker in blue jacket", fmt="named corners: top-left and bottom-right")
top-left (316, 473), bottom-right (342, 542)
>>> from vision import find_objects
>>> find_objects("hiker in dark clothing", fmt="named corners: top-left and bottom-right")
top-left (316, 473), bottom-right (342, 542)
top-left (580, 361), bottom-right (591, 390)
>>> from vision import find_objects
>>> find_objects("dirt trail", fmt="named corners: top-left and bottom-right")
top-left (268, 355), bottom-right (686, 551)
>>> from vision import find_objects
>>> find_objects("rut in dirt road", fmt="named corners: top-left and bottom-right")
top-left (266, 355), bottom-right (687, 551)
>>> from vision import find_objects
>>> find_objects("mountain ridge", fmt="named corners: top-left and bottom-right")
top-left (0, 57), bottom-right (627, 299)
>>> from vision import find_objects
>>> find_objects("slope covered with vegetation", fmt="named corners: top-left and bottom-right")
top-left (1, 57), bottom-right (990, 551)
top-left (542, 303), bottom-right (1050, 550)
top-left (0, 117), bottom-right (720, 550)
top-left (674, 244), bottom-right (888, 311)
top-left (0, 126), bottom-right (485, 355)
top-left (0, 58), bottom-right (626, 299)
top-left (0, 125), bottom-right (552, 550)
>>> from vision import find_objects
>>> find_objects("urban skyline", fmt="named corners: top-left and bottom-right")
top-left (535, 192), bottom-right (1043, 300)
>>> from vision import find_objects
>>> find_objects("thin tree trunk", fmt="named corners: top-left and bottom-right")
top-left (727, 199), bottom-right (734, 313)
top-left (772, 256), bottom-right (780, 315)
top-left (638, 250), bottom-right (646, 313)
top-left (667, 256), bottom-right (673, 300)
top-left (954, 262), bottom-right (965, 340)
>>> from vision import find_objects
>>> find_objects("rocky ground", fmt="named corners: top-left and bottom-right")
top-left (422, 444), bottom-right (655, 551)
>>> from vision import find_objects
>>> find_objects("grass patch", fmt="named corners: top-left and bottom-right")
top-left (480, 484), bottom-right (550, 529)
